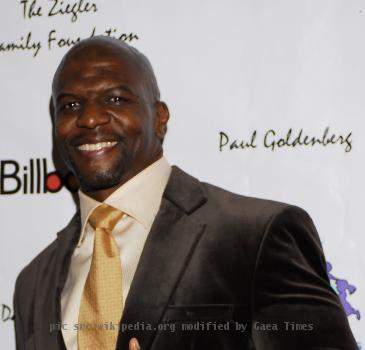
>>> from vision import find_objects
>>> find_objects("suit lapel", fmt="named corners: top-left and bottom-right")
top-left (117, 166), bottom-right (208, 350)
top-left (33, 213), bottom-right (80, 350)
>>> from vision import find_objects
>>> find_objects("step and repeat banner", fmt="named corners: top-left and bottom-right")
top-left (0, 0), bottom-right (363, 349)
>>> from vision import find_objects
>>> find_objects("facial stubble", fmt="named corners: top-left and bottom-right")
top-left (67, 143), bottom-right (128, 192)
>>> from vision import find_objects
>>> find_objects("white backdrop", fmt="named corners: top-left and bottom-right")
top-left (0, 1), bottom-right (363, 349)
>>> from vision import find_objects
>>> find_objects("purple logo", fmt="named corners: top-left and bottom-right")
top-left (327, 262), bottom-right (360, 320)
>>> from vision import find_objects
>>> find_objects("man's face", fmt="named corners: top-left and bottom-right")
top-left (52, 45), bottom-right (168, 199)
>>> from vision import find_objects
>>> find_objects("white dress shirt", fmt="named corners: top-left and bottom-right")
top-left (61, 156), bottom-right (171, 350)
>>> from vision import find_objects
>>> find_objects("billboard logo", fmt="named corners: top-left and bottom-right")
top-left (0, 158), bottom-right (78, 194)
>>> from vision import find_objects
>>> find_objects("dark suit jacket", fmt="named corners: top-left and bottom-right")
top-left (14, 166), bottom-right (357, 350)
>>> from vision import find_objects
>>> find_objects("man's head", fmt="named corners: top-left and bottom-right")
top-left (52, 36), bottom-right (169, 201)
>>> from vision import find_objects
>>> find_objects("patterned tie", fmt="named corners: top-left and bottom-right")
top-left (78, 203), bottom-right (124, 350)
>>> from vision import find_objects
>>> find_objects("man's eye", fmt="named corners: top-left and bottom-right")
top-left (108, 96), bottom-right (127, 104)
top-left (61, 101), bottom-right (80, 111)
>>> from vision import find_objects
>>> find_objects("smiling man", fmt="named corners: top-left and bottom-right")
top-left (13, 36), bottom-right (357, 350)
top-left (52, 38), bottom-right (169, 202)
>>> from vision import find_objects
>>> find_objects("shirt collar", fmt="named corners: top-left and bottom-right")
top-left (77, 156), bottom-right (171, 246)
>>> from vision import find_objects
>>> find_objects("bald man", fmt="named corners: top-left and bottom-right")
top-left (13, 37), bottom-right (357, 350)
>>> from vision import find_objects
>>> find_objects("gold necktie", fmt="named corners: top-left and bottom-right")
top-left (78, 203), bottom-right (124, 350)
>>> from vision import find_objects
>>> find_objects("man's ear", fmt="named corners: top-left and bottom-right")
top-left (154, 101), bottom-right (170, 141)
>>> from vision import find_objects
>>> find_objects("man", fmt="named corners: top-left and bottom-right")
top-left (14, 36), bottom-right (357, 350)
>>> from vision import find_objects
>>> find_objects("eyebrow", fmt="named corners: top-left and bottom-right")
top-left (105, 84), bottom-right (139, 98)
top-left (55, 93), bottom-right (79, 104)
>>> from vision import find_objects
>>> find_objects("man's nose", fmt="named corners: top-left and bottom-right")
top-left (76, 102), bottom-right (111, 128)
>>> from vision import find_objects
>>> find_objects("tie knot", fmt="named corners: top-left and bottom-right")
top-left (88, 203), bottom-right (123, 231)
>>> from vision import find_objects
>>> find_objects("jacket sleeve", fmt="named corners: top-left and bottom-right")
top-left (251, 205), bottom-right (357, 350)
top-left (14, 274), bottom-right (25, 350)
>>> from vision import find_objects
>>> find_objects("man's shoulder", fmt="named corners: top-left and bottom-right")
top-left (171, 166), bottom-right (293, 221)
top-left (15, 213), bottom-right (80, 290)
top-left (171, 167), bottom-right (315, 258)
top-left (167, 166), bottom-right (308, 232)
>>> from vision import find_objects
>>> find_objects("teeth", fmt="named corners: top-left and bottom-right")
top-left (78, 141), bottom-right (117, 151)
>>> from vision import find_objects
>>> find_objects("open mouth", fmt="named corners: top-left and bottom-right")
top-left (77, 141), bottom-right (118, 152)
